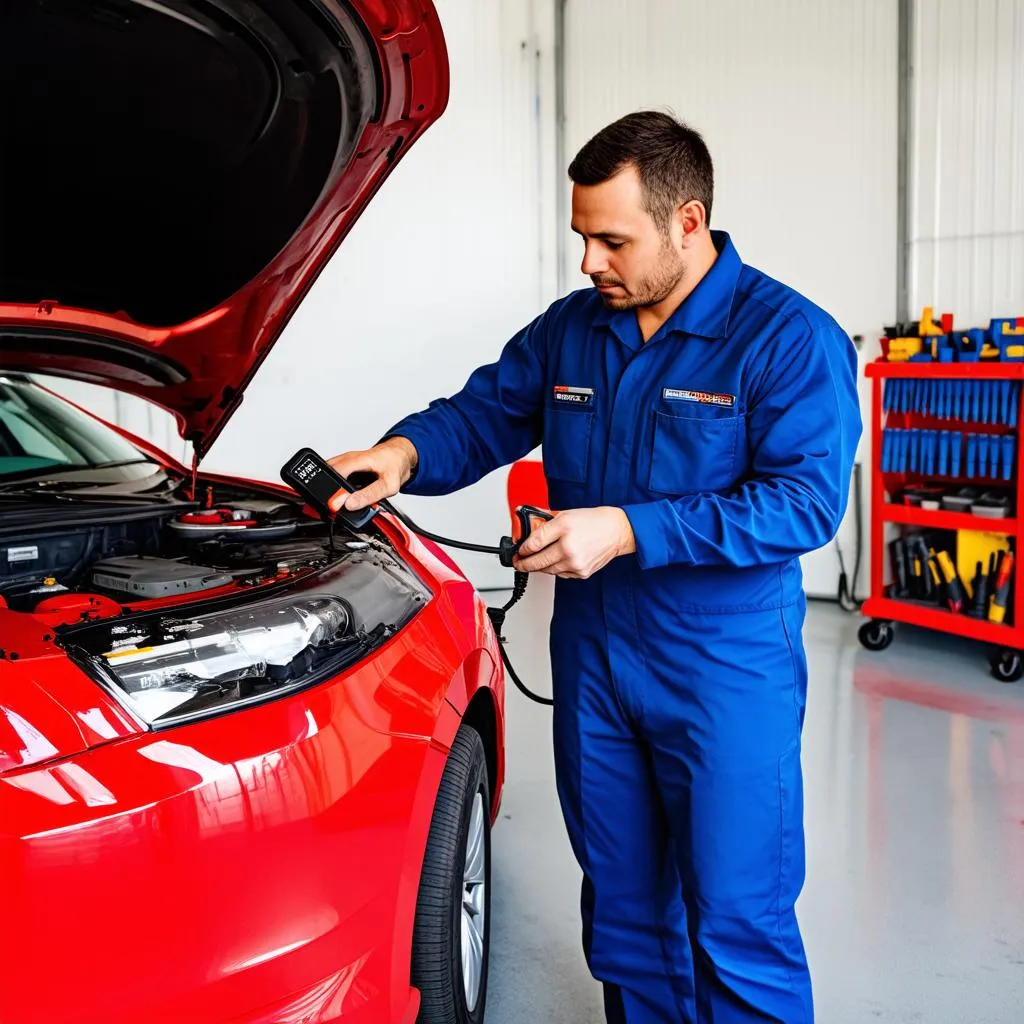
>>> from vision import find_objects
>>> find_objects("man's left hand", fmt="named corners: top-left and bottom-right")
top-left (512, 507), bottom-right (636, 579)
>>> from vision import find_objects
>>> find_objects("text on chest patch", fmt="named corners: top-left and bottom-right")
top-left (553, 385), bottom-right (595, 405)
top-left (663, 387), bottom-right (736, 408)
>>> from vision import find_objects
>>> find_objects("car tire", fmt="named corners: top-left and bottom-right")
top-left (412, 725), bottom-right (491, 1024)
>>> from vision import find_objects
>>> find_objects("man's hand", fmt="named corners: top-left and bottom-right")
top-left (327, 437), bottom-right (418, 512)
top-left (513, 507), bottom-right (636, 579)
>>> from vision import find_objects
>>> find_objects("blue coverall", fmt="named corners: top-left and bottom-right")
top-left (388, 231), bottom-right (862, 1023)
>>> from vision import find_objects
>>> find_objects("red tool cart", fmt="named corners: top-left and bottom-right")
top-left (860, 353), bottom-right (1024, 682)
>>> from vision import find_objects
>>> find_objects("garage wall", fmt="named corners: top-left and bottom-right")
top-left (908, 0), bottom-right (1024, 328)
top-left (561, 0), bottom-right (898, 599)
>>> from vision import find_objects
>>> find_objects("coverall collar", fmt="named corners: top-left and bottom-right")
top-left (593, 230), bottom-right (741, 348)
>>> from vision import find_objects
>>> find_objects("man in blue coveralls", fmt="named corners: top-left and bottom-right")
top-left (330, 112), bottom-right (862, 1023)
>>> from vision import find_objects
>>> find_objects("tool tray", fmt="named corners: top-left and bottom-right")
top-left (860, 358), bottom-right (1024, 680)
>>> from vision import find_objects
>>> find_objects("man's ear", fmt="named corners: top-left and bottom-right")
top-left (676, 199), bottom-right (707, 248)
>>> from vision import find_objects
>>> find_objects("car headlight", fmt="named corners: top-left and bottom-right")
top-left (63, 553), bottom-right (430, 727)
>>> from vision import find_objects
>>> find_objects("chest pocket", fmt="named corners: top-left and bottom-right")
top-left (543, 400), bottom-right (594, 484)
top-left (649, 405), bottom-right (744, 495)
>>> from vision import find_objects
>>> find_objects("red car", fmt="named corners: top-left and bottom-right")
top-left (0, 3), bottom-right (505, 1023)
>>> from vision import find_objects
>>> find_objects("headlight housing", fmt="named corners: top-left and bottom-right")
top-left (64, 550), bottom-right (430, 727)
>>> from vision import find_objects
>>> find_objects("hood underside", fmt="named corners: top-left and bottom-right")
top-left (0, 0), bottom-right (448, 456)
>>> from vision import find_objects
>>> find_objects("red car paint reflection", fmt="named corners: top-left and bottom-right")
top-left (1, 508), bottom-right (505, 1024)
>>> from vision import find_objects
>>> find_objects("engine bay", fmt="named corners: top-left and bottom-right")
top-left (0, 479), bottom-right (379, 629)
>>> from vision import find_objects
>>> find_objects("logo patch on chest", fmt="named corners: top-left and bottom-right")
top-left (553, 385), bottom-right (594, 405)
top-left (663, 387), bottom-right (736, 408)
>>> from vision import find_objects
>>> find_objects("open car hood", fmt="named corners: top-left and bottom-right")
top-left (0, 0), bottom-right (447, 458)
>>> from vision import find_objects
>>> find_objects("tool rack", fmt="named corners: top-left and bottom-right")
top-left (860, 348), bottom-right (1024, 681)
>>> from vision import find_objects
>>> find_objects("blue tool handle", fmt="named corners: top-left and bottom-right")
top-left (972, 380), bottom-right (981, 421)
top-left (1012, 383), bottom-right (1020, 428)
top-left (951, 432), bottom-right (962, 477)
top-left (1003, 435), bottom-right (1015, 481)
top-left (881, 430), bottom-right (892, 472)
top-left (966, 433), bottom-right (977, 478)
top-left (982, 381), bottom-right (991, 424)
top-left (978, 434), bottom-right (989, 478)
top-left (938, 431), bottom-right (949, 476)
top-left (899, 428), bottom-right (910, 473)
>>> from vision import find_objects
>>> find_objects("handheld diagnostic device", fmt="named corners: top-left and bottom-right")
top-left (280, 448), bottom-right (378, 530)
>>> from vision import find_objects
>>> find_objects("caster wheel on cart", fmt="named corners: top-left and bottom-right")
top-left (858, 620), bottom-right (894, 652)
top-left (989, 649), bottom-right (1023, 684)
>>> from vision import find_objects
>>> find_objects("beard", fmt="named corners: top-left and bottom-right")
top-left (592, 239), bottom-right (686, 311)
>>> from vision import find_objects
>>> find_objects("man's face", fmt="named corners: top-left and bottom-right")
top-left (571, 165), bottom-right (686, 310)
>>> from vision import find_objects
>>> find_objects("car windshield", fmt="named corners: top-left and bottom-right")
top-left (0, 377), bottom-right (145, 482)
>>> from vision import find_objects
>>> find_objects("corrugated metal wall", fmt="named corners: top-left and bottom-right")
top-left (908, 0), bottom-right (1024, 328)
top-left (562, 0), bottom-right (898, 597)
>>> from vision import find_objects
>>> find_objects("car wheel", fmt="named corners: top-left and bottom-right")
top-left (412, 725), bottom-right (491, 1024)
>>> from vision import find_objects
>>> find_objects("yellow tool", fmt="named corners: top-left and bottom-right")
top-left (887, 337), bottom-right (923, 361)
top-left (918, 306), bottom-right (945, 336)
top-left (934, 549), bottom-right (966, 613)
top-left (989, 551), bottom-right (1014, 624)
top-left (957, 530), bottom-right (1010, 600)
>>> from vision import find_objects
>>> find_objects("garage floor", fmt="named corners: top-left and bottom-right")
top-left (485, 576), bottom-right (1024, 1024)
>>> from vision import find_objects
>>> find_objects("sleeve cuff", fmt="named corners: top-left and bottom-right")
top-left (622, 501), bottom-right (685, 570)
top-left (378, 424), bottom-right (442, 495)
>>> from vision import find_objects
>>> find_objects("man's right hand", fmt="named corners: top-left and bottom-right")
top-left (327, 437), bottom-right (418, 513)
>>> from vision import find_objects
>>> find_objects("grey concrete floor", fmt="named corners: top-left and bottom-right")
top-left (485, 575), bottom-right (1024, 1023)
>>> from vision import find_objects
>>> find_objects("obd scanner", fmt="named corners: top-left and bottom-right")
top-left (280, 448), bottom-right (378, 532)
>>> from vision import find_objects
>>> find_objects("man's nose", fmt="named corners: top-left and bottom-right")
top-left (580, 241), bottom-right (607, 277)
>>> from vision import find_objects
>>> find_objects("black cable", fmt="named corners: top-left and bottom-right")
top-left (378, 499), bottom-right (554, 705)
top-left (486, 571), bottom-right (554, 706)
top-left (836, 462), bottom-right (864, 612)
top-left (379, 498), bottom-right (502, 555)
top-left (498, 639), bottom-right (554, 706)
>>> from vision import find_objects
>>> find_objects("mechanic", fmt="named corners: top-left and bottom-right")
top-left (329, 111), bottom-right (861, 1024)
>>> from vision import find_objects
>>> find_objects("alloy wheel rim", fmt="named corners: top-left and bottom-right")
top-left (461, 791), bottom-right (487, 1011)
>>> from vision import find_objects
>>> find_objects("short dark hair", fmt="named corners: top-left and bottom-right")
top-left (568, 111), bottom-right (714, 230)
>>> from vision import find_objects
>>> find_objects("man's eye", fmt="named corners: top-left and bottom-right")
top-left (606, 241), bottom-right (624, 251)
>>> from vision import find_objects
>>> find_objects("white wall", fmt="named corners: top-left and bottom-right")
top-left (561, 0), bottom-right (899, 599)
top-left (908, 0), bottom-right (1024, 328)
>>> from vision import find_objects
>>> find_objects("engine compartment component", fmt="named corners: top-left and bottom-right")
top-left (0, 480), bottom-right (384, 623)
top-left (90, 556), bottom-right (233, 600)
top-left (169, 505), bottom-right (298, 541)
